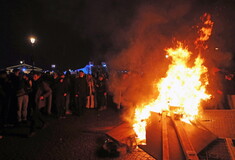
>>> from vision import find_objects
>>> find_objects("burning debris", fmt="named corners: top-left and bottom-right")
top-left (105, 123), bottom-right (137, 155)
top-left (133, 13), bottom-right (213, 144)
top-left (106, 3), bottom-right (235, 158)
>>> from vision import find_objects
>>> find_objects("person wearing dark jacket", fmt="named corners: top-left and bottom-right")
top-left (28, 72), bottom-right (52, 137)
top-left (95, 75), bottom-right (107, 111)
top-left (0, 70), bottom-right (12, 139)
top-left (64, 71), bottom-right (72, 115)
top-left (9, 69), bottom-right (21, 124)
top-left (74, 71), bottom-right (88, 116)
top-left (54, 74), bottom-right (68, 118)
top-left (225, 73), bottom-right (235, 109)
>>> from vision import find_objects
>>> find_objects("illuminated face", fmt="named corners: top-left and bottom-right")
top-left (15, 71), bottom-right (20, 76)
top-left (87, 74), bottom-right (92, 79)
top-left (79, 72), bottom-right (84, 77)
top-left (61, 75), bottom-right (65, 79)
top-left (53, 73), bottom-right (58, 79)
top-left (23, 75), bottom-right (28, 80)
top-left (98, 76), bottom-right (103, 81)
top-left (33, 74), bottom-right (40, 81)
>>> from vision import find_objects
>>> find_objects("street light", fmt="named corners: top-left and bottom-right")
top-left (30, 37), bottom-right (36, 45)
top-left (29, 36), bottom-right (36, 70)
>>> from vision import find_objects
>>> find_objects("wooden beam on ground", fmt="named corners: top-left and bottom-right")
top-left (106, 123), bottom-right (136, 143)
top-left (226, 138), bottom-right (235, 160)
top-left (172, 118), bottom-right (199, 160)
top-left (162, 112), bottom-right (169, 160)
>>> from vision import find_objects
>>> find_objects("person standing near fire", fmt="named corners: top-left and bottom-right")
top-left (224, 73), bottom-right (235, 109)
top-left (0, 70), bottom-right (12, 139)
top-left (74, 71), bottom-right (89, 116)
top-left (64, 71), bottom-right (72, 115)
top-left (86, 74), bottom-right (95, 109)
top-left (95, 75), bottom-right (107, 111)
top-left (53, 73), bottom-right (68, 118)
top-left (16, 74), bottom-right (32, 123)
top-left (212, 68), bottom-right (230, 109)
top-left (28, 72), bottom-right (52, 137)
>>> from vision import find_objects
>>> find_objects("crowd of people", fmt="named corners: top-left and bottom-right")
top-left (1, 66), bottom-right (235, 139)
top-left (0, 69), bottom-right (109, 138)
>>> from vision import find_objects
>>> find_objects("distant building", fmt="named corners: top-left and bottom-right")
top-left (6, 63), bottom-right (43, 74)
top-left (72, 61), bottom-right (108, 78)
top-left (74, 62), bottom-right (93, 75)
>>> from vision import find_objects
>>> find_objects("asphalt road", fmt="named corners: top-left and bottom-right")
top-left (0, 108), bottom-right (155, 160)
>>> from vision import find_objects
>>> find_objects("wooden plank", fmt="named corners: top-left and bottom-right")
top-left (162, 112), bottom-right (169, 160)
top-left (141, 112), bottom-right (185, 160)
top-left (173, 119), bottom-right (199, 160)
top-left (226, 138), bottom-right (235, 160)
top-left (106, 123), bottom-right (135, 143)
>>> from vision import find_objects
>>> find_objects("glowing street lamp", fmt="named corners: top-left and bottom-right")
top-left (29, 37), bottom-right (36, 46)
top-left (29, 36), bottom-right (36, 70)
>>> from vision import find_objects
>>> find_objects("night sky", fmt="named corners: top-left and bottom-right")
top-left (1, 0), bottom-right (235, 71)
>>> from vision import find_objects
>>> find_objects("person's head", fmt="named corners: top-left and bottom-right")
top-left (13, 68), bottom-right (20, 76)
top-left (59, 78), bottom-right (64, 83)
top-left (53, 72), bottom-right (58, 79)
top-left (60, 73), bottom-right (65, 79)
top-left (23, 74), bottom-right (29, 80)
top-left (45, 71), bottom-right (50, 76)
top-left (65, 70), bottom-right (71, 76)
top-left (87, 74), bottom-right (92, 79)
top-left (98, 75), bottom-right (104, 81)
top-left (0, 70), bottom-right (7, 79)
top-left (32, 72), bottom-right (41, 81)
top-left (79, 70), bottom-right (85, 77)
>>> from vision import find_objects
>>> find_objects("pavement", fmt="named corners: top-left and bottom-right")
top-left (199, 110), bottom-right (235, 138)
top-left (0, 108), bottom-right (156, 160)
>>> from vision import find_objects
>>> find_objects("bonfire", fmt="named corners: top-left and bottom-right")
top-left (133, 13), bottom-right (214, 144)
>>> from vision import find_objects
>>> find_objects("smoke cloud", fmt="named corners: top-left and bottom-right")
top-left (107, 1), bottom-right (195, 120)
top-left (106, 0), bottom-right (235, 120)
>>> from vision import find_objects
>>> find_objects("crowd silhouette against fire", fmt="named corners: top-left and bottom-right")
top-left (0, 67), bottom-right (235, 139)
top-left (0, 69), bottom-right (110, 138)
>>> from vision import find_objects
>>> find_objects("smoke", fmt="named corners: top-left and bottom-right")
top-left (106, 1), bottom-right (198, 121)
top-left (106, 0), bottom-right (235, 120)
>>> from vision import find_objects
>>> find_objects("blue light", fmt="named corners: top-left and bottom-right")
top-left (22, 68), bottom-right (26, 72)
top-left (89, 61), bottom-right (94, 67)
top-left (101, 62), bottom-right (107, 67)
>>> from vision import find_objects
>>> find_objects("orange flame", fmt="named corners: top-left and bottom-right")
top-left (194, 13), bottom-right (214, 49)
top-left (133, 13), bottom-right (213, 144)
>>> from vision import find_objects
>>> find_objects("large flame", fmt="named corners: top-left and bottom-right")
top-left (133, 13), bottom-right (213, 144)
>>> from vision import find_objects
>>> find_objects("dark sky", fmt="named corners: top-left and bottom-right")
top-left (1, 0), bottom-right (235, 70)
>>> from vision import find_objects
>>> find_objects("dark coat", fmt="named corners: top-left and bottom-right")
top-left (16, 78), bottom-right (31, 97)
top-left (54, 78), bottom-right (68, 97)
top-left (74, 77), bottom-right (89, 97)
top-left (32, 79), bottom-right (52, 109)
top-left (95, 79), bottom-right (107, 94)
